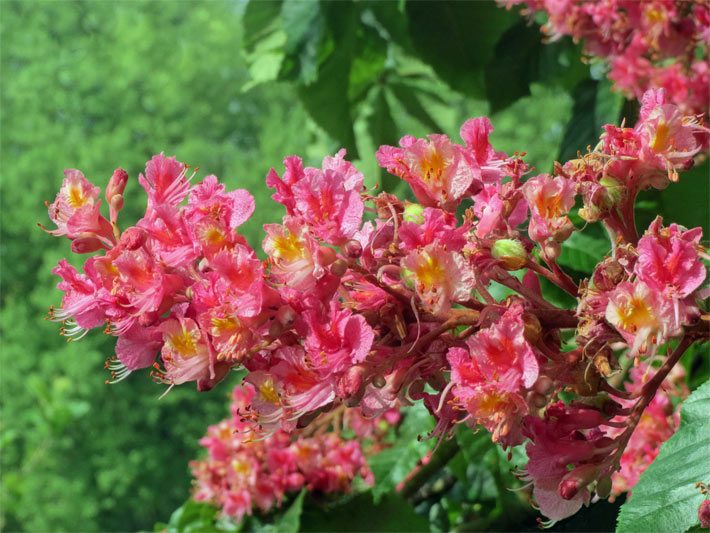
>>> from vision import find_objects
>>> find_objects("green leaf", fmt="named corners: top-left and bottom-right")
top-left (241, 0), bottom-right (287, 89)
top-left (280, 0), bottom-right (325, 84)
top-left (658, 160), bottom-right (710, 236)
top-left (406, 1), bottom-right (518, 98)
top-left (368, 403), bottom-right (434, 503)
top-left (300, 492), bottom-right (428, 532)
top-left (390, 81), bottom-right (442, 133)
top-left (616, 380), bottom-right (710, 533)
top-left (558, 231), bottom-right (611, 274)
top-left (160, 499), bottom-right (220, 533)
top-left (258, 491), bottom-right (305, 533)
top-left (558, 78), bottom-right (623, 162)
top-left (484, 20), bottom-right (542, 113)
top-left (366, 86), bottom-right (401, 193)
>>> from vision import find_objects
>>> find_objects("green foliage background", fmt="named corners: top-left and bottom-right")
top-left (0, 1), bottom-right (707, 532)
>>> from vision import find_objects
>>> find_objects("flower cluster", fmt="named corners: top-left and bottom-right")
top-left (190, 384), bottom-right (386, 522)
top-left (503, 0), bottom-right (710, 116)
top-left (43, 88), bottom-right (708, 524)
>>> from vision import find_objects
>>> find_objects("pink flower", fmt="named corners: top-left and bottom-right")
top-left (635, 217), bottom-right (705, 299)
top-left (401, 244), bottom-right (472, 314)
top-left (267, 150), bottom-right (364, 244)
top-left (376, 134), bottom-right (475, 210)
top-left (465, 305), bottom-right (539, 390)
top-left (523, 174), bottom-right (576, 242)
top-left (208, 244), bottom-right (264, 318)
top-left (160, 317), bottom-right (212, 385)
top-left (398, 207), bottom-right (469, 252)
top-left (185, 175), bottom-right (255, 256)
top-left (263, 218), bottom-right (324, 291)
top-left (138, 153), bottom-right (192, 208)
top-left (49, 259), bottom-right (105, 338)
top-left (605, 281), bottom-right (676, 356)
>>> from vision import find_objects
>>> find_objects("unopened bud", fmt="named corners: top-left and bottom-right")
top-left (529, 391), bottom-right (548, 409)
top-left (403, 202), bottom-right (425, 224)
top-left (593, 349), bottom-right (613, 377)
top-left (699, 499), bottom-right (710, 529)
top-left (120, 226), bottom-right (148, 250)
top-left (330, 259), bottom-right (348, 277)
top-left (491, 238), bottom-right (527, 270)
top-left (595, 476), bottom-right (612, 499)
top-left (543, 240), bottom-right (561, 260)
top-left (372, 375), bottom-right (387, 388)
top-left (71, 236), bottom-right (104, 254)
top-left (343, 239), bottom-right (362, 259)
top-left (522, 312), bottom-right (541, 343)
top-left (533, 375), bottom-right (554, 396)
top-left (337, 365), bottom-right (366, 400)
top-left (110, 194), bottom-right (124, 213)
top-left (317, 246), bottom-right (337, 266)
top-left (106, 168), bottom-right (129, 202)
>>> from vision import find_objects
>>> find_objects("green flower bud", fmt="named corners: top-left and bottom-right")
top-left (403, 202), bottom-right (425, 224)
top-left (491, 238), bottom-right (527, 270)
top-left (600, 175), bottom-right (624, 205)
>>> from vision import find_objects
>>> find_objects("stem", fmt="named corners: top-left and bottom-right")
top-left (398, 438), bottom-right (460, 499)
top-left (531, 256), bottom-right (578, 297)
top-left (611, 336), bottom-right (693, 469)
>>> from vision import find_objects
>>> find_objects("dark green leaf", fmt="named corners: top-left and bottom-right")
top-left (406, 1), bottom-right (518, 98)
top-left (390, 82), bottom-right (443, 132)
top-left (484, 20), bottom-right (542, 113)
top-left (558, 78), bottom-right (623, 162)
top-left (616, 380), bottom-right (710, 533)
top-left (366, 86), bottom-right (400, 192)
top-left (257, 491), bottom-right (305, 533)
top-left (300, 492), bottom-right (428, 532)
top-left (558, 231), bottom-right (611, 274)
top-left (658, 160), bottom-right (710, 236)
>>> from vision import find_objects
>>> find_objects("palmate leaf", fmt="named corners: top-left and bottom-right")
top-left (616, 380), bottom-right (710, 533)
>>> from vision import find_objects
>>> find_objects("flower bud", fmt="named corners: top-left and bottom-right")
top-left (71, 236), bottom-right (104, 254)
top-left (595, 476), bottom-right (612, 499)
top-left (343, 239), bottom-right (362, 259)
top-left (403, 202), bottom-right (425, 224)
top-left (317, 246), bottom-right (337, 266)
top-left (330, 259), bottom-right (348, 277)
top-left (699, 499), bottom-right (710, 529)
top-left (491, 238), bottom-right (527, 270)
top-left (120, 226), bottom-right (148, 250)
top-left (522, 312), bottom-right (541, 343)
top-left (372, 375), bottom-right (387, 388)
top-left (106, 168), bottom-right (128, 203)
top-left (543, 240), bottom-right (561, 260)
top-left (533, 375), bottom-right (554, 395)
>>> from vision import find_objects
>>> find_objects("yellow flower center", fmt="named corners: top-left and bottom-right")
top-left (414, 252), bottom-right (445, 288)
top-left (615, 296), bottom-right (656, 333)
top-left (271, 231), bottom-right (305, 262)
top-left (651, 120), bottom-right (671, 153)
top-left (258, 379), bottom-right (280, 405)
top-left (421, 148), bottom-right (445, 184)
top-left (67, 184), bottom-right (89, 208)
top-left (167, 326), bottom-right (199, 357)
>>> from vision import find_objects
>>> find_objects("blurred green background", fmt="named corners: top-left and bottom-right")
top-left (0, 1), bottom-right (706, 532)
